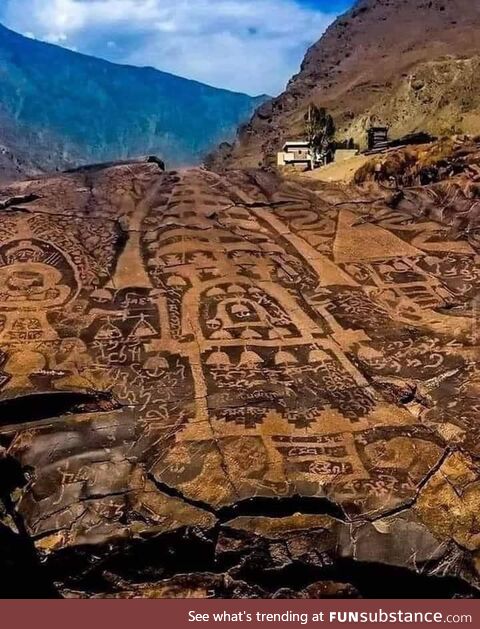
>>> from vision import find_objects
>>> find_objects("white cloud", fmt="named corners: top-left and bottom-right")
top-left (1, 0), bottom-right (339, 95)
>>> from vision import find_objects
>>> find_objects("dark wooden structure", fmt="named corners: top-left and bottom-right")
top-left (367, 126), bottom-right (389, 151)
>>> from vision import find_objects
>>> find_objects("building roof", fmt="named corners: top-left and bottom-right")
top-left (282, 140), bottom-right (309, 149)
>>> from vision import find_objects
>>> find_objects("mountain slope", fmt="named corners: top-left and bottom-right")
top-left (0, 110), bottom-right (77, 181)
top-left (0, 23), bottom-right (265, 176)
top-left (210, 0), bottom-right (480, 169)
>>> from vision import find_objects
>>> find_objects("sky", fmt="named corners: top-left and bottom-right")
top-left (0, 0), bottom-right (353, 95)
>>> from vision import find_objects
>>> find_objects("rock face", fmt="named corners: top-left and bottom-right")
top-left (210, 0), bottom-right (480, 170)
top-left (0, 149), bottom-right (480, 598)
top-left (0, 23), bottom-right (266, 179)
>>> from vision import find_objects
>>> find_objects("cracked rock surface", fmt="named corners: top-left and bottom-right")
top-left (0, 154), bottom-right (479, 598)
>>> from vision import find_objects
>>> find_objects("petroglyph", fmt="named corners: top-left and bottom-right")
top-left (0, 161), bottom-right (479, 598)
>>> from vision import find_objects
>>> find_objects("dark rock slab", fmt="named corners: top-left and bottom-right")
top-left (0, 157), bottom-right (479, 597)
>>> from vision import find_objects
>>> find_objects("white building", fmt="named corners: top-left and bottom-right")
top-left (277, 141), bottom-right (312, 167)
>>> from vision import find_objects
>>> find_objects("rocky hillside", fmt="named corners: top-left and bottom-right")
top-left (0, 112), bottom-right (76, 182)
top-left (0, 23), bottom-right (266, 179)
top-left (0, 144), bottom-right (31, 182)
top-left (210, 0), bottom-right (480, 169)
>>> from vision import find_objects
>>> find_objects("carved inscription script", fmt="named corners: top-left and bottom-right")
top-left (0, 163), bottom-right (479, 596)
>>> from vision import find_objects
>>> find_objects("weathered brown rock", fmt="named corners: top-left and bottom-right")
top-left (0, 154), bottom-right (479, 598)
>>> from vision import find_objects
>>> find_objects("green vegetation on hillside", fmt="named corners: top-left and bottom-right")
top-left (0, 23), bottom-right (267, 169)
